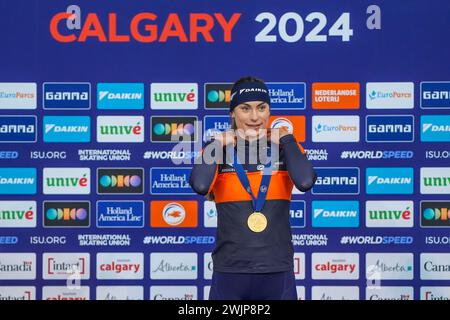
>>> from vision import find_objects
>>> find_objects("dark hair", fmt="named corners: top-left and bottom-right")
top-left (230, 76), bottom-right (267, 130)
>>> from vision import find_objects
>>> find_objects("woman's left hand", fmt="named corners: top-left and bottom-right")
top-left (268, 126), bottom-right (290, 144)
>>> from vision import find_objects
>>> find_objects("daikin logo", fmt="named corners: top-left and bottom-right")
top-left (97, 83), bottom-right (144, 110)
top-left (43, 116), bottom-right (91, 143)
top-left (45, 124), bottom-right (88, 133)
top-left (366, 168), bottom-right (414, 194)
top-left (421, 116), bottom-right (450, 142)
top-left (0, 168), bottom-right (36, 194)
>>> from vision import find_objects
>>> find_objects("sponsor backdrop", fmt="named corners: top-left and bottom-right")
top-left (0, 0), bottom-right (450, 300)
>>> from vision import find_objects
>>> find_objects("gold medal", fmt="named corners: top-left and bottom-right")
top-left (247, 211), bottom-right (267, 233)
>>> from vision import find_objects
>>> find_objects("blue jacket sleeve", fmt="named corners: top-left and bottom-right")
top-left (280, 134), bottom-right (317, 192)
top-left (189, 140), bottom-right (221, 195)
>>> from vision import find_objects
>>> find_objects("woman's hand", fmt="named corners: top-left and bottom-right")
top-left (213, 130), bottom-right (236, 147)
top-left (268, 126), bottom-right (290, 144)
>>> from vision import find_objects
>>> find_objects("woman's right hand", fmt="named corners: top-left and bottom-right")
top-left (213, 130), bottom-right (236, 147)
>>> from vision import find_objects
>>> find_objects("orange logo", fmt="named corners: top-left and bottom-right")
top-left (312, 82), bottom-right (360, 109)
top-left (269, 115), bottom-right (306, 142)
top-left (150, 201), bottom-right (198, 227)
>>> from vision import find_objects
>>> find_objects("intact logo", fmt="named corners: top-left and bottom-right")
top-left (97, 201), bottom-right (144, 228)
top-left (0, 253), bottom-right (36, 280)
top-left (151, 116), bottom-right (197, 143)
top-left (97, 83), bottom-right (144, 110)
top-left (267, 82), bottom-right (306, 110)
top-left (204, 83), bottom-right (232, 109)
top-left (97, 168), bottom-right (144, 194)
top-left (0, 168), bottom-right (36, 195)
top-left (203, 116), bottom-right (230, 142)
top-left (312, 253), bottom-right (359, 280)
top-left (150, 252), bottom-right (198, 280)
top-left (366, 253), bottom-right (414, 280)
top-left (420, 82), bottom-right (450, 109)
top-left (366, 82), bottom-right (414, 109)
top-left (365, 115), bottom-right (414, 142)
top-left (150, 201), bottom-right (198, 228)
top-left (312, 167), bottom-right (360, 195)
top-left (151, 83), bottom-right (198, 109)
top-left (43, 116), bottom-right (90, 143)
top-left (421, 201), bottom-right (450, 228)
top-left (43, 253), bottom-right (89, 280)
top-left (150, 167), bottom-right (194, 194)
top-left (293, 253), bottom-right (305, 279)
top-left (366, 167), bottom-right (414, 194)
top-left (97, 253), bottom-right (144, 280)
top-left (43, 82), bottom-right (90, 109)
top-left (0, 116), bottom-right (36, 143)
top-left (0, 287), bottom-right (35, 300)
top-left (312, 82), bottom-right (360, 109)
top-left (312, 116), bottom-right (359, 142)
top-left (43, 168), bottom-right (90, 195)
top-left (0, 201), bottom-right (36, 228)
top-left (97, 116), bottom-right (144, 143)
top-left (312, 201), bottom-right (359, 228)
top-left (421, 287), bottom-right (450, 300)
top-left (421, 115), bottom-right (450, 142)
top-left (0, 82), bottom-right (36, 109)
top-left (421, 167), bottom-right (450, 194)
top-left (43, 201), bottom-right (90, 228)
top-left (290, 201), bottom-right (305, 228)
top-left (366, 201), bottom-right (413, 228)
top-left (269, 115), bottom-right (305, 142)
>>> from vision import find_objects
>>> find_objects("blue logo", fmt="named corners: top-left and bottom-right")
top-left (0, 151), bottom-right (19, 159)
top-left (312, 201), bottom-right (359, 228)
top-left (290, 201), bottom-right (305, 228)
top-left (97, 83), bottom-right (144, 109)
top-left (43, 116), bottom-right (90, 143)
top-left (150, 167), bottom-right (194, 194)
top-left (97, 201), bottom-right (144, 228)
top-left (312, 168), bottom-right (360, 195)
top-left (0, 168), bottom-right (36, 194)
top-left (43, 82), bottom-right (90, 109)
top-left (0, 116), bottom-right (36, 143)
top-left (421, 115), bottom-right (450, 142)
top-left (366, 115), bottom-right (414, 142)
top-left (267, 83), bottom-right (305, 110)
top-left (366, 167), bottom-right (414, 194)
top-left (421, 82), bottom-right (450, 109)
top-left (203, 116), bottom-right (230, 142)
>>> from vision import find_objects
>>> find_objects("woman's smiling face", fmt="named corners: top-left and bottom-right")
top-left (231, 100), bottom-right (270, 138)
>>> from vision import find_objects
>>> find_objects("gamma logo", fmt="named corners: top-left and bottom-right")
top-left (43, 82), bottom-right (91, 110)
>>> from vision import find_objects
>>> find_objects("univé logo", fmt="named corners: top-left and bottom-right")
top-left (43, 168), bottom-right (90, 195)
top-left (151, 116), bottom-right (197, 142)
top-left (150, 83), bottom-right (198, 110)
top-left (97, 168), bottom-right (144, 194)
top-left (0, 201), bottom-right (36, 228)
top-left (43, 201), bottom-right (90, 227)
top-left (150, 201), bottom-right (198, 228)
top-left (97, 116), bottom-right (144, 143)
